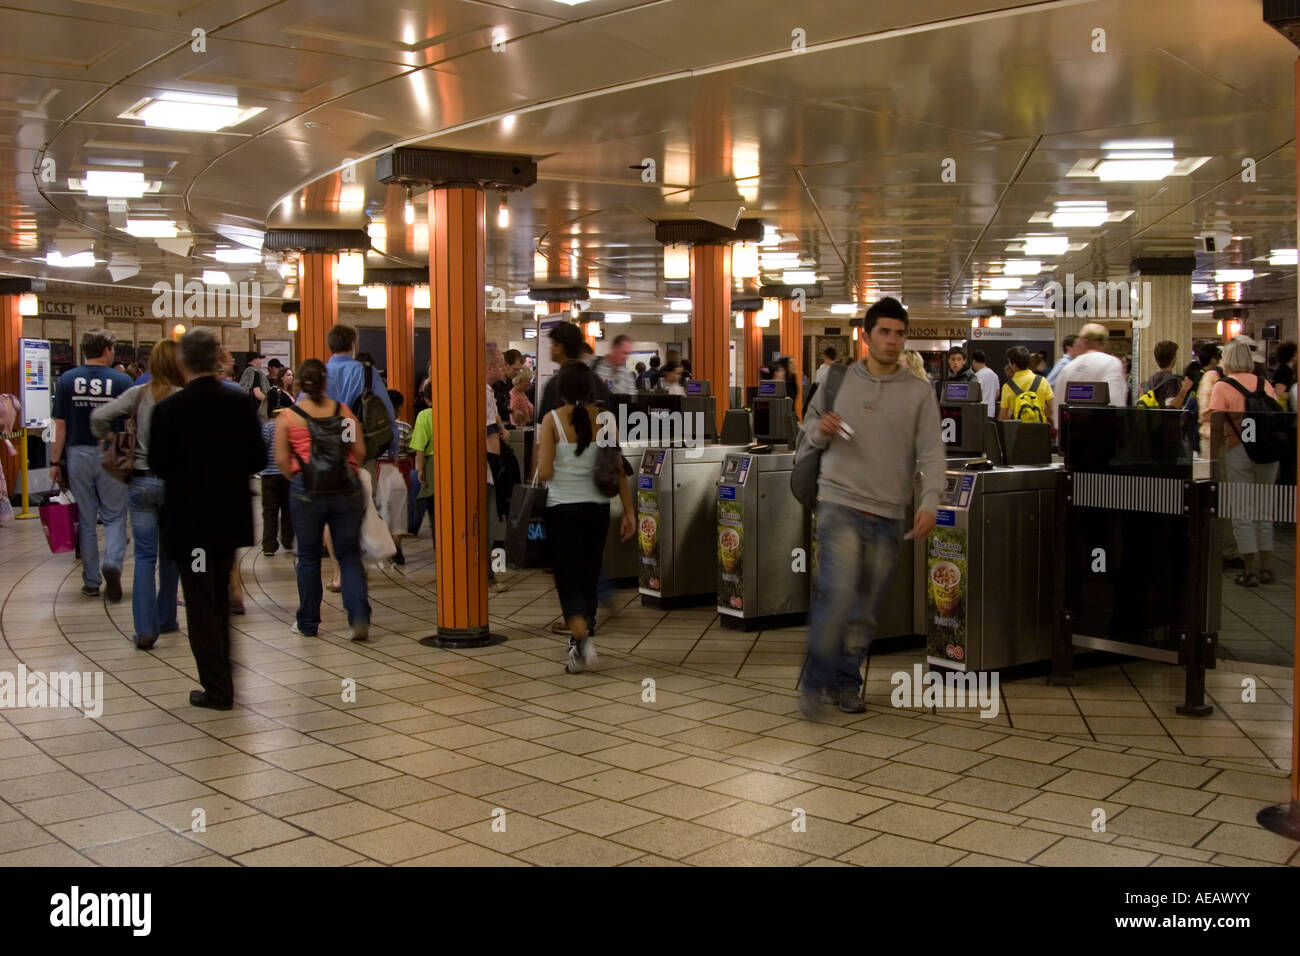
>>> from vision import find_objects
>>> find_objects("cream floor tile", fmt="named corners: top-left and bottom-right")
top-left (145, 793), bottom-right (259, 831)
top-left (1195, 823), bottom-right (1300, 864)
top-left (83, 830), bottom-right (210, 866)
top-left (837, 832), bottom-right (964, 867)
top-left (1104, 807), bottom-right (1219, 847)
top-left (285, 801), bottom-right (407, 839)
top-left (708, 771), bottom-right (820, 804)
top-left (487, 781), bottom-right (595, 816)
top-left (336, 821), bottom-right (462, 863)
top-left (857, 764), bottom-right (961, 796)
top-left (563, 768), bottom-right (670, 801)
top-left (892, 743), bottom-right (995, 774)
top-left (1041, 769), bottom-right (1130, 800)
top-left (684, 837), bottom-right (816, 867)
top-left (1015, 792), bottom-right (1126, 830)
top-left (0, 818), bottom-right (59, 853)
top-left (606, 817), bottom-right (732, 859)
top-left (1202, 769), bottom-right (1292, 802)
top-left (337, 776), bottom-right (452, 810)
top-left (516, 831), bottom-right (645, 867)
top-left (16, 789), bottom-right (129, 825)
top-left (940, 819), bottom-right (1061, 862)
top-left (968, 756), bottom-right (1069, 788)
top-left (625, 784), bottom-right (738, 820)
top-left (541, 798), bottom-right (661, 837)
top-left (448, 812), bottom-right (573, 853)
top-left (1029, 837), bottom-right (1157, 867)
top-left (177, 814), bottom-right (307, 857)
top-left (928, 776), bottom-right (1039, 813)
top-left (247, 785), bottom-right (354, 817)
top-left (234, 835), bottom-right (365, 866)
top-left (46, 809), bottom-right (166, 848)
top-left (398, 793), bottom-right (499, 830)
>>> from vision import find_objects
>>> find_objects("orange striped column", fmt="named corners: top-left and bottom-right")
top-left (690, 244), bottom-right (731, 432)
top-left (385, 284), bottom-right (415, 412)
top-left (855, 329), bottom-right (869, 361)
top-left (298, 253), bottom-right (336, 363)
top-left (0, 295), bottom-right (20, 496)
top-left (424, 187), bottom-right (493, 647)
top-left (780, 298), bottom-right (804, 419)
top-left (743, 310), bottom-right (761, 392)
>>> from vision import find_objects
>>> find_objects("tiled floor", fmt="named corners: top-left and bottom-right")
top-left (1218, 526), bottom-right (1296, 669)
top-left (0, 517), bottom-right (1295, 867)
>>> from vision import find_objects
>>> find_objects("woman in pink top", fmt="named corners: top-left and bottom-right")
top-left (1208, 340), bottom-right (1278, 587)
top-left (509, 367), bottom-right (534, 426)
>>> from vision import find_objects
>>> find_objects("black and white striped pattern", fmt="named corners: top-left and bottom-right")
top-left (1072, 472), bottom-right (1185, 515)
top-left (1219, 481), bottom-right (1297, 523)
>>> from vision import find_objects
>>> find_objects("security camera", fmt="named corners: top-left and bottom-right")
top-left (1198, 230), bottom-right (1232, 253)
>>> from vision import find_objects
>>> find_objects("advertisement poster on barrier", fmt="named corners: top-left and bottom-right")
top-left (717, 489), bottom-right (743, 612)
top-left (925, 514), bottom-right (968, 670)
top-left (637, 479), bottom-right (661, 594)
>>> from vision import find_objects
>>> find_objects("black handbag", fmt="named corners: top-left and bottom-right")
top-left (505, 476), bottom-right (549, 570)
top-left (790, 363), bottom-right (847, 510)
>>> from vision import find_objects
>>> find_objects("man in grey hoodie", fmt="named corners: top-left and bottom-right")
top-left (798, 297), bottom-right (946, 716)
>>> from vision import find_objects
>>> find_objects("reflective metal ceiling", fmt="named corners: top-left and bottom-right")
top-left (2, 0), bottom-right (1297, 320)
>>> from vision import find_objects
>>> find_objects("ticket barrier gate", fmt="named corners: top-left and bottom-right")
top-left (637, 444), bottom-right (748, 607)
top-left (716, 451), bottom-right (807, 630)
top-left (923, 464), bottom-right (1061, 671)
top-left (601, 445), bottom-right (648, 587)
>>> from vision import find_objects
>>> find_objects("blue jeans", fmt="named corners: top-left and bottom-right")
top-left (804, 500), bottom-right (904, 696)
top-left (66, 445), bottom-right (127, 590)
top-left (289, 476), bottom-right (370, 634)
top-left (126, 475), bottom-right (179, 640)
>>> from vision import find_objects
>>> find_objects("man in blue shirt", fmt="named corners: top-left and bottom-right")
top-left (49, 329), bottom-right (135, 600)
top-left (1045, 334), bottom-right (1080, 389)
top-left (324, 325), bottom-right (400, 458)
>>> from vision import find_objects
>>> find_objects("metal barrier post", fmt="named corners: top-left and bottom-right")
top-left (1177, 480), bottom-right (1215, 716)
top-left (1048, 470), bottom-right (1076, 686)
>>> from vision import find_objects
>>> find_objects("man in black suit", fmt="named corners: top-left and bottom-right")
top-left (149, 328), bottom-right (266, 710)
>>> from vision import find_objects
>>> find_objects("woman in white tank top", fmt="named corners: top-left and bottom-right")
top-left (536, 365), bottom-right (634, 673)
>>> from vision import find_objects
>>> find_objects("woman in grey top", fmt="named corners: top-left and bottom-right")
top-left (91, 340), bottom-right (185, 649)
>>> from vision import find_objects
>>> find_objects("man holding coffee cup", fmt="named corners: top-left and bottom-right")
top-left (798, 297), bottom-right (946, 716)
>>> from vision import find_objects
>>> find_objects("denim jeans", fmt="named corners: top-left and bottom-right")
top-left (66, 444), bottom-right (127, 589)
top-left (804, 500), bottom-right (905, 696)
top-left (126, 475), bottom-right (179, 640)
top-left (289, 475), bottom-right (370, 634)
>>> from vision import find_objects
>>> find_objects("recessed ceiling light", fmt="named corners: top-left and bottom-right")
top-left (604, 313), bottom-right (632, 323)
top-left (1191, 282), bottom-right (1209, 294)
top-left (202, 270), bottom-right (231, 285)
top-left (45, 250), bottom-right (96, 268)
top-left (211, 247), bottom-right (262, 263)
top-left (987, 277), bottom-right (1022, 290)
top-left (977, 289), bottom-right (1009, 301)
top-left (1049, 201), bottom-right (1110, 228)
top-left (119, 91), bottom-right (266, 132)
top-left (1268, 249), bottom-right (1298, 266)
top-left (1003, 259), bottom-right (1042, 275)
top-left (1095, 159), bottom-right (1177, 181)
top-left (1214, 269), bottom-right (1254, 282)
top-left (662, 313), bottom-right (688, 324)
top-left (82, 170), bottom-right (148, 198)
top-left (782, 270), bottom-right (816, 284)
top-left (830, 304), bottom-right (858, 314)
top-left (1020, 236), bottom-right (1070, 256)
top-left (668, 299), bottom-right (692, 311)
top-left (122, 219), bottom-right (178, 238)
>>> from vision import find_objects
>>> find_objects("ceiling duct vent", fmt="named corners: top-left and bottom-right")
top-left (966, 303), bottom-right (1007, 318)
top-left (654, 219), bottom-right (764, 245)
top-left (363, 267), bottom-right (429, 286)
top-left (263, 229), bottom-right (371, 253)
top-left (731, 296), bottom-right (763, 312)
top-left (376, 147), bottom-right (537, 191)
top-left (528, 286), bottom-right (589, 303)
top-left (759, 283), bottom-right (824, 300)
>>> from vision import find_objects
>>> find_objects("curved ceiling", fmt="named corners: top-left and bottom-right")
top-left (2, 0), bottom-right (1297, 320)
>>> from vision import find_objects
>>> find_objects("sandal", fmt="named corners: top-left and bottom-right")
top-left (1257, 569), bottom-right (1275, 585)
top-left (1234, 572), bottom-right (1259, 588)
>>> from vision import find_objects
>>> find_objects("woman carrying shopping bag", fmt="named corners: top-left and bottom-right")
top-left (535, 364), bottom-right (635, 673)
top-left (274, 359), bottom-right (372, 641)
top-left (90, 340), bottom-right (184, 649)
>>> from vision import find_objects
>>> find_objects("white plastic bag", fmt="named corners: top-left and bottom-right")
top-left (374, 462), bottom-right (408, 538)
top-left (356, 468), bottom-right (397, 561)
top-left (53, 489), bottom-right (76, 506)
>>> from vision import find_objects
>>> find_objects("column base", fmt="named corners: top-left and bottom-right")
top-left (1257, 800), bottom-right (1300, 841)
top-left (420, 626), bottom-right (507, 649)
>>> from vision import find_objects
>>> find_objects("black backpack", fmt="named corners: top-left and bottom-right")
top-left (358, 365), bottom-right (393, 460)
top-left (1223, 376), bottom-right (1288, 464)
top-left (288, 403), bottom-right (360, 494)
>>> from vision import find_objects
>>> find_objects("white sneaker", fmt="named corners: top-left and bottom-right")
top-left (579, 637), bottom-right (597, 668)
top-left (564, 638), bottom-right (584, 674)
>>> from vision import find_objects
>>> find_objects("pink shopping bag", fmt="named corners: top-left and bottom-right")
top-left (39, 501), bottom-right (80, 554)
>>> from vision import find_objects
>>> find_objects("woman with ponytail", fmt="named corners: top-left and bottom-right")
top-left (535, 363), bottom-right (635, 673)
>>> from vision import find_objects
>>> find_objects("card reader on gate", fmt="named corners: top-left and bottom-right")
top-left (938, 381), bottom-right (985, 457)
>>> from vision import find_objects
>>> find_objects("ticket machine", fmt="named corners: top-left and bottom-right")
top-left (753, 381), bottom-right (798, 447)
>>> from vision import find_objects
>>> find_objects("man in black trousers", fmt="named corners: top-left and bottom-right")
top-left (149, 328), bottom-right (266, 710)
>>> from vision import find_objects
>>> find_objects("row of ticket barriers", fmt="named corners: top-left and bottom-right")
top-left (506, 378), bottom-right (1286, 708)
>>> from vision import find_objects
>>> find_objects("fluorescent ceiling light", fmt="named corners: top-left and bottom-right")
top-left (668, 299), bottom-right (692, 311)
top-left (414, 285), bottom-right (430, 309)
top-left (663, 245), bottom-right (689, 280)
top-left (119, 91), bottom-right (265, 132)
top-left (1095, 159), bottom-right (1178, 181)
top-left (549, 0), bottom-right (591, 5)
top-left (1003, 259), bottom-right (1042, 275)
top-left (1050, 201), bottom-right (1109, 228)
top-left (83, 170), bottom-right (147, 198)
top-left (1192, 308), bottom-right (1212, 314)
top-left (1191, 282), bottom-right (1209, 295)
top-left (977, 289), bottom-right (1008, 301)
top-left (122, 219), bottom-right (177, 238)
top-left (782, 270), bottom-right (816, 284)
top-left (202, 270), bottom-right (231, 285)
top-left (336, 251), bottom-right (365, 286)
top-left (1021, 236), bottom-right (1069, 256)
top-left (364, 286), bottom-right (387, 310)
top-left (661, 313), bottom-right (688, 324)
top-left (589, 291), bottom-right (629, 300)
top-left (45, 250), bottom-right (95, 268)
top-left (604, 313), bottom-right (631, 323)
top-left (211, 247), bottom-right (262, 263)
top-left (1268, 249), bottom-right (1298, 266)
top-left (987, 277), bottom-right (1022, 290)
top-left (514, 294), bottom-right (534, 306)
top-left (759, 225), bottom-right (782, 247)
top-left (732, 242), bottom-right (759, 279)
top-left (1214, 269), bottom-right (1254, 282)
top-left (1101, 139), bottom-right (1174, 151)
top-left (830, 303), bottom-right (858, 315)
